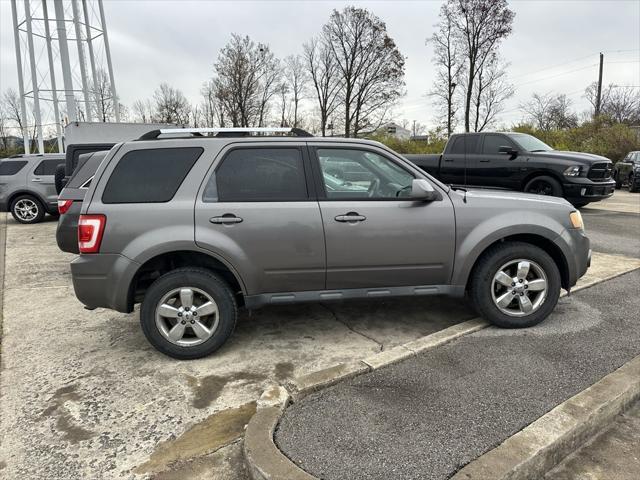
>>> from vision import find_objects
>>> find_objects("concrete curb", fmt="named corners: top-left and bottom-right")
top-left (242, 266), bottom-right (640, 480)
top-left (451, 354), bottom-right (640, 480)
top-left (0, 213), bottom-right (7, 354)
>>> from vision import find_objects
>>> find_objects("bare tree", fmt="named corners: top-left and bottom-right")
top-left (429, 2), bottom-right (464, 135)
top-left (585, 83), bottom-right (640, 124)
top-left (132, 99), bottom-right (154, 123)
top-left (201, 80), bottom-right (222, 127)
top-left (448, 0), bottom-right (515, 132)
top-left (212, 34), bottom-right (281, 127)
top-left (470, 56), bottom-right (514, 131)
top-left (153, 83), bottom-right (191, 124)
top-left (283, 55), bottom-right (308, 127)
top-left (91, 69), bottom-right (116, 122)
top-left (304, 36), bottom-right (341, 136)
top-left (321, 7), bottom-right (405, 137)
top-left (2, 89), bottom-right (38, 151)
top-left (0, 106), bottom-right (8, 151)
top-left (277, 81), bottom-right (290, 127)
top-left (522, 92), bottom-right (578, 131)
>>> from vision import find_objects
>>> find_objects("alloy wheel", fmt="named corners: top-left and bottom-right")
top-left (155, 287), bottom-right (219, 346)
top-left (13, 198), bottom-right (39, 222)
top-left (491, 259), bottom-right (548, 317)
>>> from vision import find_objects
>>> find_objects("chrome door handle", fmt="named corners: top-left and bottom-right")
top-left (210, 215), bottom-right (243, 225)
top-left (31, 178), bottom-right (42, 182)
top-left (335, 212), bottom-right (366, 223)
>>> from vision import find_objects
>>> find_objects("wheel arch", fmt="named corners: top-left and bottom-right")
top-left (464, 233), bottom-right (570, 292)
top-left (520, 170), bottom-right (565, 193)
top-left (8, 189), bottom-right (49, 210)
top-left (128, 249), bottom-right (247, 311)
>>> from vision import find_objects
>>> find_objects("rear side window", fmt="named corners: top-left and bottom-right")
top-left (207, 148), bottom-right (308, 202)
top-left (34, 159), bottom-right (63, 175)
top-left (450, 136), bottom-right (480, 154)
top-left (102, 147), bottom-right (203, 204)
top-left (66, 152), bottom-right (107, 188)
top-left (0, 161), bottom-right (28, 176)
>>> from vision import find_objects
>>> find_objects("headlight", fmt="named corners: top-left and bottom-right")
top-left (563, 165), bottom-right (582, 177)
top-left (570, 211), bottom-right (584, 230)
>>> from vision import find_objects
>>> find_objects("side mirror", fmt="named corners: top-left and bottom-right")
top-left (411, 179), bottom-right (438, 201)
top-left (499, 146), bottom-right (518, 159)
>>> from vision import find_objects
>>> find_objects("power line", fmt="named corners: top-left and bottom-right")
top-left (514, 63), bottom-right (598, 88)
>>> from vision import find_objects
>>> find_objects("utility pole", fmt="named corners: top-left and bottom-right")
top-left (595, 52), bottom-right (604, 117)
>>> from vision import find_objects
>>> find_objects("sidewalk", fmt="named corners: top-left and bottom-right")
top-left (545, 401), bottom-right (640, 480)
top-left (275, 270), bottom-right (640, 480)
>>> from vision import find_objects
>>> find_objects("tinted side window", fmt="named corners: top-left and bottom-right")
top-left (34, 159), bottom-right (63, 175)
top-left (482, 135), bottom-right (514, 154)
top-left (102, 147), bottom-right (202, 204)
top-left (0, 161), bottom-right (28, 176)
top-left (450, 136), bottom-right (480, 154)
top-left (211, 148), bottom-right (308, 202)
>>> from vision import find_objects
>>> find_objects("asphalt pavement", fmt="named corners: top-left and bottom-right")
top-left (275, 270), bottom-right (640, 480)
top-left (581, 208), bottom-right (640, 258)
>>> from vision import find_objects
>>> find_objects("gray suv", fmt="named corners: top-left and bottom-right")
top-left (0, 153), bottom-right (65, 223)
top-left (70, 128), bottom-right (591, 359)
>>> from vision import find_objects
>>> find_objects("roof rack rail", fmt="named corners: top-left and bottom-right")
top-left (137, 127), bottom-right (313, 141)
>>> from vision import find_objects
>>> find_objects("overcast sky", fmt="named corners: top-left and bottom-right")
top-left (1, 0), bottom-right (639, 131)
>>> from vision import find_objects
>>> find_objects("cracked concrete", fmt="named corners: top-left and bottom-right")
top-left (0, 217), bottom-right (474, 479)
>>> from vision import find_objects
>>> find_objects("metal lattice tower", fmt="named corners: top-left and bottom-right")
top-left (10, 0), bottom-right (119, 153)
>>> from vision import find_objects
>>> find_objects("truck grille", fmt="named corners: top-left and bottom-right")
top-left (587, 162), bottom-right (613, 182)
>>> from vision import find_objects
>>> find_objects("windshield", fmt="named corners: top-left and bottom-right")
top-left (507, 133), bottom-right (553, 152)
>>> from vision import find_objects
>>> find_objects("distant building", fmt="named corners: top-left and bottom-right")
top-left (377, 122), bottom-right (412, 140)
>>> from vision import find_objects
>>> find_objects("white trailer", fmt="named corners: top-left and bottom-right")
top-left (64, 121), bottom-right (184, 146)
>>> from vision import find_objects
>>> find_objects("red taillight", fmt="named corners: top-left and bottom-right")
top-left (78, 214), bottom-right (106, 254)
top-left (57, 199), bottom-right (73, 214)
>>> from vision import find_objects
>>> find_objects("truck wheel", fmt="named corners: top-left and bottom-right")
top-left (614, 171), bottom-right (622, 189)
top-left (469, 241), bottom-right (561, 328)
top-left (140, 268), bottom-right (237, 360)
top-left (629, 174), bottom-right (639, 193)
top-left (10, 194), bottom-right (45, 224)
top-left (571, 202), bottom-right (588, 209)
top-left (524, 176), bottom-right (563, 197)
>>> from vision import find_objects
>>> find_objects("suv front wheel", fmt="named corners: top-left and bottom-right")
top-left (140, 268), bottom-right (238, 359)
top-left (10, 194), bottom-right (45, 224)
top-left (469, 242), bottom-right (561, 328)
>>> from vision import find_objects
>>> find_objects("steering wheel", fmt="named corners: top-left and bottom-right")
top-left (368, 178), bottom-right (380, 197)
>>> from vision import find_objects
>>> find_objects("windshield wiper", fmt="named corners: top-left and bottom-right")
top-left (530, 149), bottom-right (548, 152)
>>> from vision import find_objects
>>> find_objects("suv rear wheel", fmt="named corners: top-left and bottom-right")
top-left (469, 241), bottom-right (561, 328)
top-left (140, 268), bottom-right (237, 359)
top-left (10, 194), bottom-right (45, 224)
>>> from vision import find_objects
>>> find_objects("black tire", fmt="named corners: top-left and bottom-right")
top-left (571, 202), bottom-right (588, 209)
top-left (140, 268), bottom-right (237, 360)
top-left (54, 164), bottom-right (67, 194)
top-left (469, 241), bottom-right (561, 328)
top-left (523, 175), bottom-right (563, 197)
top-left (629, 174), bottom-right (640, 193)
top-left (10, 194), bottom-right (46, 224)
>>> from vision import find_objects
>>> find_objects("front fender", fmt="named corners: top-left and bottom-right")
top-left (451, 210), bottom-right (567, 287)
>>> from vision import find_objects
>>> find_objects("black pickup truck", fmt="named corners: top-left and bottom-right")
top-left (405, 132), bottom-right (615, 208)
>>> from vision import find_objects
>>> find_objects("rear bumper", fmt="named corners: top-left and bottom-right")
top-left (71, 253), bottom-right (140, 313)
top-left (563, 179), bottom-right (615, 203)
